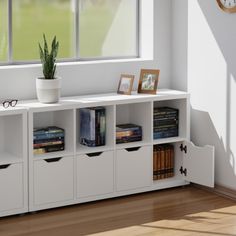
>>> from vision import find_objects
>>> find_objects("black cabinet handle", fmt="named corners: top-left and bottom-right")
top-left (125, 147), bottom-right (141, 152)
top-left (45, 157), bottom-right (62, 163)
top-left (86, 152), bottom-right (103, 157)
top-left (0, 164), bottom-right (11, 169)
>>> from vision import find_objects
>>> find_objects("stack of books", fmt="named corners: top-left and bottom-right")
top-left (80, 107), bottom-right (106, 147)
top-left (33, 126), bottom-right (65, 155)
top-left (153, 144), bottom-right (174, 180)
top-left (153, 107), bottom-right (179, 139)
top-left (116, 124), bottom-right (142, 144)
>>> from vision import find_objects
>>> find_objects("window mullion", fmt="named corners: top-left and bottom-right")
top-left (75, 0), bottom-right (79, 59)
top-left (8, 0), bottom-right (12, 62)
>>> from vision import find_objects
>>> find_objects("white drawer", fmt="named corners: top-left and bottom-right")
top-left (77, 151), bottom-right (114, 198)
top-left (34, 157), bottom-right (74, 205)
top-left (0, 163), bottom-right (24, 212)
top-left (116, 146), bottom-right (152, 191)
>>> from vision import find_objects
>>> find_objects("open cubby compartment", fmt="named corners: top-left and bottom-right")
top-left (32, 109), bottom-right (75, 158)
top-left (153, 98), bottom-right (188, 141)
top-left (116, 102), bottom-right (152, 146)
top-left (0, 114), bottom-right (24, 164)
top-left (76, 105), bottom-right (115, 154)
top-left (153, 142), bottom-right (184, 184)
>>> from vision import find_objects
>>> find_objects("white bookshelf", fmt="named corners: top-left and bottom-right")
top-left (0, 89), bottom-right (214, 215)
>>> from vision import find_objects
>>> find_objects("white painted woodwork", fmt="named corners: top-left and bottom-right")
top-left (33, 157), bottom-right (74, 205)
top-left (116, 146), bottom-right (152, 191)
top-left (183, 141), bottom-right (215, 188)
top-left (76, 151), bottom-right (114, 198)
top-left (0, 163), bottom-right (24, 214)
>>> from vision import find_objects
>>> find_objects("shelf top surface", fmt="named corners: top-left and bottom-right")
top-left (16, 89), bottom-right (189, 112)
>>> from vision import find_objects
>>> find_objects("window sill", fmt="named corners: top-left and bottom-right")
top-left (0, 57), bottom-right (153, 70)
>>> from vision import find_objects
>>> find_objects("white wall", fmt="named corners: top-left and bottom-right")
top-left (0, 0), bottom-right (172, 100)
top-left (172, 0), bottom-right (236, 190)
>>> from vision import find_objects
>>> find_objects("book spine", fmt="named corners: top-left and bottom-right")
top-left (153, 119), bottom-right (178, 127)
top-left (33, 140), bottom-right (64, 148)
top-left (90, 109), bottom-right (95, 142)
top-left (33, 132), bottom-right (64, 140)
top-left (153, 130), bottom-right (178, 139)
top-left (95, 109), bottom-right (100, 146)
top-left (157, 147), bottom-right (161, 180)
top-left (100, 109), bottom-right (106, 146)
top-left (170, 145), bottom-right (174, 177)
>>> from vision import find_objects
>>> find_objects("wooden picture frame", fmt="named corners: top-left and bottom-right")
top-left (117, 74), bottom-right (134, 95)
top-left (138, 69), bottom-right (160, 94)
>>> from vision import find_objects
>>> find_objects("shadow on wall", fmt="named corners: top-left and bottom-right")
top-left (191, 108), bottom-right (235, 188)
top-left (187, 0), bottom-right (236, 188)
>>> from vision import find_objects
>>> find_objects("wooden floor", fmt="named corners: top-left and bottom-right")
top-left (1, 186), bottom-right (236, 236)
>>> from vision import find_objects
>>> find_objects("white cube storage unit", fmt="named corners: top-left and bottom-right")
top-left (0, 108), bottom-right (28, 217)
top-left (0, 89), bottom-right (214, 216)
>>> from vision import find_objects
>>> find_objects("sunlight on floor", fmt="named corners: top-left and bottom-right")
top-left (90, 205), bottom-right (236, 236)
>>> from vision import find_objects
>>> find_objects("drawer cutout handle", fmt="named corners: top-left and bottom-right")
top-left (86, 152), bottom-right (103, 157)
top-left (45, 157), bottom-right (62, 163)
top-left (125, 147), bottom-right (141, 152)
top-left (0, 164), bottom-right (11, 169)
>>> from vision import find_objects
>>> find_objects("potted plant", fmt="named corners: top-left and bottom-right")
top-left (36, 34), bottom-right (61, 103)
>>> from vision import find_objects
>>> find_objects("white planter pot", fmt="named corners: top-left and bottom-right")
top-left (36, 77), bottom-right (61, 103)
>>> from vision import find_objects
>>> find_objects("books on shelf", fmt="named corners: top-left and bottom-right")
top-left (153, 144), bottom-right (174, 180)
top-left (116, 123), bottom-right (142, 144)
top-left (153, 107), bottom-right (179, 139)
top-left (33, 126), bottom-right (65, 155)
top-left (80, 107), bottom-right (106, 147)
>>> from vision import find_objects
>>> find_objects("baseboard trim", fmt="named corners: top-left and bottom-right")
top-left (192, 183), bottom-right (236, 201)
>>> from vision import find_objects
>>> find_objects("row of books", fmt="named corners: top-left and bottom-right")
top-left (33, 126), bottom-right (65, 155)
top-left (153, 144), bottom-right (174, 180)
top-left (153, 107), bottom-right (179, 139)
top-left (116, 124), bottom-right (142, 144)
top-left (80, 107), bottom-right (106, 147)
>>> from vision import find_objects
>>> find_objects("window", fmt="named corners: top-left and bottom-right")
top-left (0, 0), bottom-right (139, 64)
top-left (0, 0), bottom-right (8, 62)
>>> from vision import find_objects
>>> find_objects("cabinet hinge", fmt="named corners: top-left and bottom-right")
top-left (180, 144), bottom-right (187, 153)
top-left (179, 166), bottom-right (187, 176)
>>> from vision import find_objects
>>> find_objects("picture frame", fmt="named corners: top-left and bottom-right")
top-left (117, 74), bottom-right (134, 95)
top-left (138, 69), bottom-right (160, 94)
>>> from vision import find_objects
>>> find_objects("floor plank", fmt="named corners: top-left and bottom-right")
top-left (0, 186), bottom-right (236, 236)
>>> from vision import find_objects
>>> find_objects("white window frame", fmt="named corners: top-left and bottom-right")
top-left (1, 0), bottom-right (140, 65)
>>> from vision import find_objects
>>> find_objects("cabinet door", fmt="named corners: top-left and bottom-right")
top-left (77, 151), bottom-right (114, 198)
top-left (183, 141), bottom-right (214, 188)
top-left (116, 146), bottom-right (152, 191)
top-left (34, 157), bottom-right (74, 205)
top-left (0, 163), bottom-right (24, 213)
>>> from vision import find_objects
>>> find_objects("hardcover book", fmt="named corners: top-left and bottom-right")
top-left (80, 107), bottom-right (106, 147)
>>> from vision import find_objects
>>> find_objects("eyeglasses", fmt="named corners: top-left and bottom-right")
top-left (2, 99), bottom-right (18, 108)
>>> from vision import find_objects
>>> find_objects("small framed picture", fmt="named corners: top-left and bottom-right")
top-left (138, 69), bottom-right (160, 94)
top-left (117, 74), bottom-right (134, 95)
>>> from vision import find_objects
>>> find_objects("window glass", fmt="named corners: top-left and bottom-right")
top-left (12, 0), bottom-right (75, 61)
top-left (0, 0), bottom-right (8, 62)
top-left (79, 0), bottom-right (138, 58)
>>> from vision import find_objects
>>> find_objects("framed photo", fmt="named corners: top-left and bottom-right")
top-left (117, 74), bottom-right (134, 95)
top-left (138, 69), bottom-right (160, 94)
